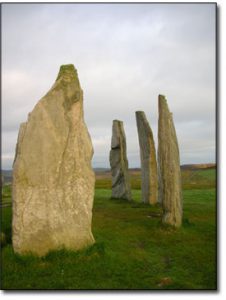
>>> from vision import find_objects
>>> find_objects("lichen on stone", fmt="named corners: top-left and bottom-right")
top-left (53, 64), bottom-right (82, 111)
top-left (62, 90), bottom-right (80, 112)
top-left (56, 64), bottom-right (80, 86)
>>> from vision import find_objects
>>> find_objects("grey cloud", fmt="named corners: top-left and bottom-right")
top-left (2, 3), bottom-right (216, 169)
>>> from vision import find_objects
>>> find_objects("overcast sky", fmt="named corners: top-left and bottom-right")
top-left (2, 3), bottom-right (216, 169)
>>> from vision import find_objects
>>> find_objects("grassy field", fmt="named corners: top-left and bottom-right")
top-left (1, 168), bottom-right (216, 290)
top-left (95, 168), bottom-right (216, 190)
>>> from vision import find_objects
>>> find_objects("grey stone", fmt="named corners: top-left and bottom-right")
top-left (109, 120), bottom-right (131, 200)
top-left (158, 95), bottom-right (183, 227)
top-left (135, 111), bottom-right (158, 204)
top-left (12, 64), bottom-right (95, 256)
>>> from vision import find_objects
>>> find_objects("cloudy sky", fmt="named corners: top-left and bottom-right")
top-left (2, 3), bottom-right (216, 169)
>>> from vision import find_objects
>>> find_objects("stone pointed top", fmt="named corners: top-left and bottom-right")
top-left (135, 111), bottom-right (152, 130)
top-left (135, 111), bottom-right (145, 116)
top-left (136, 111), bottom-right (144, 113)
top-left (113, 119), bottom-right (123, 123)
top-left (111, 120), bottom-right (124, 149)
top-left (135, 111), bottom-right (146, 119)
top-left (159, 94), bottom-right (167, 100)
top-left (158, 94), bottom-right (169, 110)
top-left (56, 64), bottom-right (80, 86)
top-left (50, 64), bottom-right (82, 111)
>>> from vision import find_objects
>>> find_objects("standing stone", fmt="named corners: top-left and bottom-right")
top-left (158, 95), bottom-right (182, 227)
top-left (135, 111), bottom-right (158, 205)
top-left (109, 120), bottom-right (132, 200)
top-left (157, 163), bottom-right (163, 204)
top-left (12, 64), bottom-right (95, 256)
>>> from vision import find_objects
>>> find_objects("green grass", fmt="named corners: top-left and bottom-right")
top-left (1, 185), bottom-right (216, 290)
top-left (1, 185), bottom-right (12, 204)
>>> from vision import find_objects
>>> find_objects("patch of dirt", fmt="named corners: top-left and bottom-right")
top-left (157, 277), bottom-right (173, 287)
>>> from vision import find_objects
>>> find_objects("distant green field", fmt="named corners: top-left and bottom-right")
top-left (95, 168), bottom-right (216, 190)
top-left (181, 168), bottom-right (216, 190)
top-left (1, 175), bottom-right (216, 289)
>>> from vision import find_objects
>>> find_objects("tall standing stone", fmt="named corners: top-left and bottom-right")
top-left (109, 120), bottom-right (131, 200)
top-left (135, 111), bottom-right (158, 205)
top-left (158, 95), bottom-right (182, 227)
top-left (12, 64), bottom-right (95, 256)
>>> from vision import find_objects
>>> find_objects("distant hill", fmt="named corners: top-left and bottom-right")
top-left (2, 170), bottom-right (13, 184)
top-left (93, 168), bottom-right (110, 172)
top-left (180, 163), bottom-right (216, 170)
top-left (2, 170), bottom-right (12, 176)
top-left (94, 164), bottom-right (216, 174)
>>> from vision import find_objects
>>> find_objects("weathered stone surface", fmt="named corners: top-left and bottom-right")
top-left (158, 95), bottom-right (182, 227)
top-left (109, 120), bottom-right (131, 200)
top-left (135, 111), bottom-right (158, 204)
top-left (12, 64), bottom-right (95, 256)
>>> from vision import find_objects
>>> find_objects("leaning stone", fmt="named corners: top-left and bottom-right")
top-left (158, 95), bottom-right (183, 227)
top-left (12, 64), bottom-right (95, 256)
top-left (109, 120), bottom-right (132, 200)
top-left (135, 111), bottom-right (158, 205)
